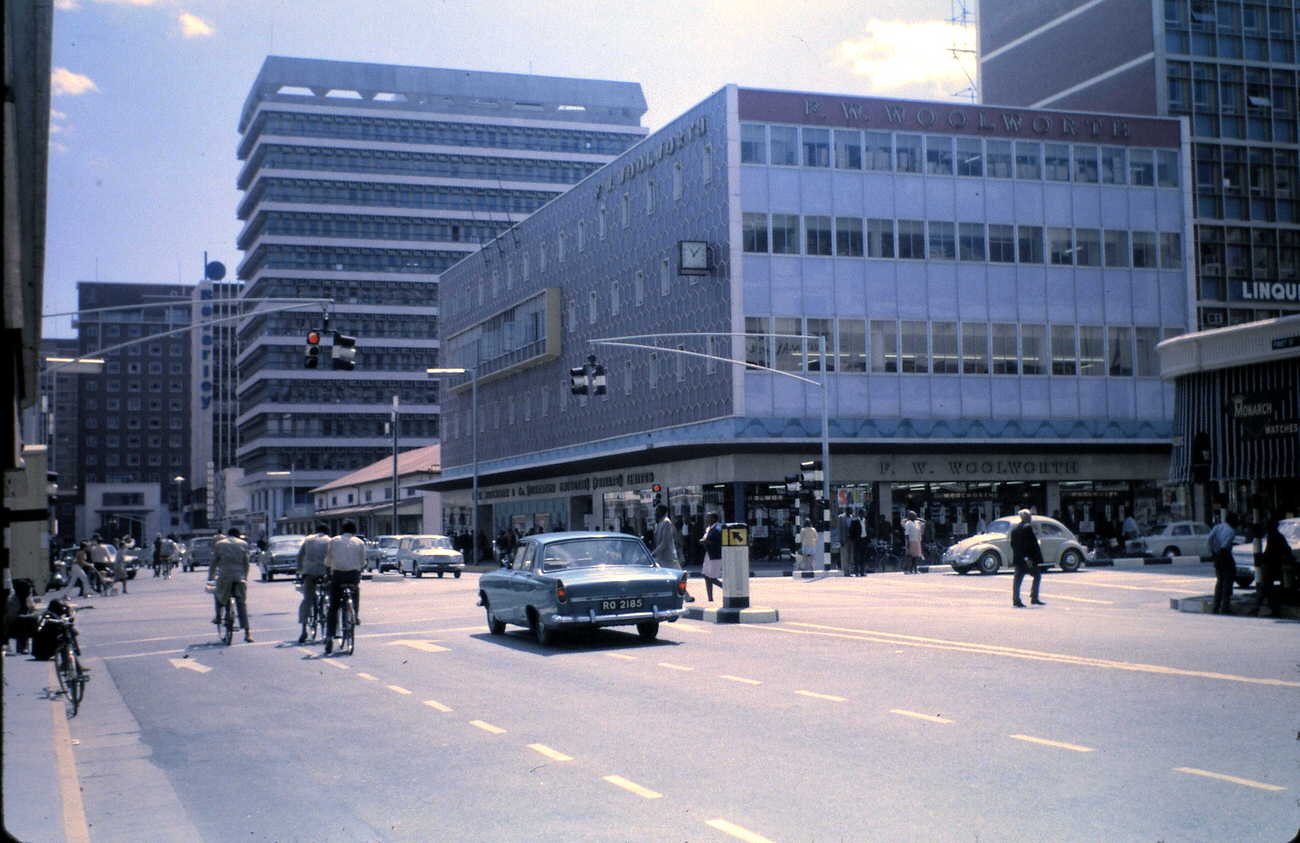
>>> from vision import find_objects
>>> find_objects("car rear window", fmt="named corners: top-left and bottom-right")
top-left (541, 538), bottom-right (654, 572)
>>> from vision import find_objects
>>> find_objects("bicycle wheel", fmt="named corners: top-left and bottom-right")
top-left (222, 598), bottom-right (234, 645)
top-left (314, 593), bottom-right (328, 643)
top-left (66, 654), bottom-right (86, 716)
top-left (54, 644), bottom-right (72, 696)
top-left (341, 594), bottom-right (355, 655)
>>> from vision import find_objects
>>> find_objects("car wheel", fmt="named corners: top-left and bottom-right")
top-left (976, 551), bottom-right (1000, 575)
top-left (266, 571), bottom-right (274, 582)
top-left (484, 601), bottom-right (505, 635)
top-left (529, 610), bottom-right (552, 645)
top-left (1163, 546), bottom-right (1180, 558)
top-left (951, 565), bottom-right (972, 575)
top-left (1059, 549), bottom-right (1084, 573)
top-left (436, 571), bottom-right (444, 578)
top-left (1235, 574), bottom-right (1254, 588)
top-left (414, 566), bottom-right (422, 578)
top-left (454, 571), bottom-right (462, 579)
top-left (636, 621), bottom-right (659, 641)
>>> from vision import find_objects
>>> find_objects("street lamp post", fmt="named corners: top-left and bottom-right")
top-left (391, 396), bottom-right (399, 535)
top-left (172, 475), bottom-right (186, 533)
top-left (428, 344), bottom-right (479, 563)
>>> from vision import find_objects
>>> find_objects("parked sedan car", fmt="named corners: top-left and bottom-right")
top-left (478, 531), bottom-right (689, 644)
top-left (396, 535), bottom-right (464, 578)
top-left (943, 515), bottom-right (1088, 575)
top-left (1125, 521), bottom-right (1213, 559)
top-left (187, 536), bottom-right (216, 569)
top-left (256, 535), bottom-right (307, 581)
top-left (1231, 518), bottom-right (1300, 588)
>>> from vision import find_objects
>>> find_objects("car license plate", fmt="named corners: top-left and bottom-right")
top-left (600, 597), bottom-right (644, 611)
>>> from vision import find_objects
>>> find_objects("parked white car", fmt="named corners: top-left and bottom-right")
top-left (1125, 521), bottom-right (1213, 559)
top-left (1231, 518), bottom-right (1300, 588)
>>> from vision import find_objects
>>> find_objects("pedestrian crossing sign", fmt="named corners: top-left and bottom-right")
top-left (722, 525), bottom-right (748, 547)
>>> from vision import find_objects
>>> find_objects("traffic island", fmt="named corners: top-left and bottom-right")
top-left (686, 522), bottom-right (780, 623)
top-left (685, 604), bottom-right (779, 623)
top-left (1169, 593), bottom-right (1299, 619)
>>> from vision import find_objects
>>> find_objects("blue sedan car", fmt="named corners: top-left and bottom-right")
top-left (478, 532), bottom-right (689, 644)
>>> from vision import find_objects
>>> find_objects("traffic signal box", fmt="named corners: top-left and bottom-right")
top-left (304, 331), bottom-right (322, 369)
top-left (332, 333), bottom-right (357, 371)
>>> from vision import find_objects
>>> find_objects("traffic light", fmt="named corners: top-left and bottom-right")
top-left (590, 362), bottom-right (607, 396)
top-left (331, 333), bottom-right (357, 371)
top-left (784, 475), bottom-right (801, 494)
top-left (569, 355), bottom-right (606, 396)
top-left (652, 483), bottom-right (663, 508)
top-left (569, 365), bottom-right (589, 396)
top-left (799, 459), bottom-right (823, 489)
top-left (304, 331), bottom-right (322, 369)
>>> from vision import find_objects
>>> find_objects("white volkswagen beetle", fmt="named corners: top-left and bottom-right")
top-left (943, 514), bottom-right (1088, 575)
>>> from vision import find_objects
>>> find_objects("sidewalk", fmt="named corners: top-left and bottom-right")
top-left (2, 650), bottom-right (84, 843)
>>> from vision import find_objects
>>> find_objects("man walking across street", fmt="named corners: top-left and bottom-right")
top-left (68, 541), bottom-right (94, 598)
top-left (903, 511), bottom-right (925, 574)
top-left (208, 528), bottom-right (253, 642)
top-left (324, 520), bottom-right (365, 654)
top-left (1208, 512), bottom-right (1239, 615)
top-left (296, 523), bottom-right (331, 643)
top-left (651, 505), bottom-right (694, 602)
top-left (1010, 509), bottom-right (1045, 608)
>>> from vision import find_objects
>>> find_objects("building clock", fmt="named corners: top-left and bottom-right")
top-left (678, 240), bottom-right (710, 275)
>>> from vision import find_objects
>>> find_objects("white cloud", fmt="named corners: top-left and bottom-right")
top-left (51, 108), bottom-right (68, 120)
top-left (54, 0), bottom-right (81, 10)
top-left (178, 11), bottom-right (214, 38)
top-left (51, 67), bottom-right (99, 96)
top-left (836, 20), bottom-right (976, 100)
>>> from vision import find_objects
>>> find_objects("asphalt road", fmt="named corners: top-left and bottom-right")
top-left (67, 563), bottom-right (1298, 842)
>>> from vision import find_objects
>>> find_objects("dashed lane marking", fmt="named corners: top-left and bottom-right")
top-left (1010, 734), bottom-right (1095, 753)
top-left (604, 653), bottom-right (637, 661)
top-left (602, 775), bottom-right (663, 799)
top-left (795, 690), bottom-right (847, 702)
top-left (928, 584), bottom-right (1113, 604)
top-left (719, 674), bottom-right (763, 685)
top-left (658, 662), bottom-right (694, 672)
top-left (705, 818), bottom-right (776, 843)
top-left (469, 720), bottom-right (506, 734)
top-left (1173, 767), bottom-right (1286, 792)
top-left (890, 709), bottom-right (954, 724)
top-left (320, 657), bottom-right (349, 670)
top-left (386, 685), bottom-right (412, 695)
top-left (670, 622), bottom-right (711, 634)
top-left (422, 699), bottom-right (453, 712)
top-left (528, 744), bottom-right (574, 762)
top-left (761, 623), bottom-right (1300, 688)
top-left (356, 672), bottom-right (379, 681)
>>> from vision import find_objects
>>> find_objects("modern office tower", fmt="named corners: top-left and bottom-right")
top-left (189, 271), bottom-right (243, 531)
top-left (978, 0), bottom-right (1300, 329)
top-left (234, 56), bottom-right (646, 537)
top-left (73, 281), bottom-right (194, 542)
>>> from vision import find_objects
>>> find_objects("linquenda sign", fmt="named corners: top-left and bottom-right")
top-left (738, 88), bottom-right (1182, 147)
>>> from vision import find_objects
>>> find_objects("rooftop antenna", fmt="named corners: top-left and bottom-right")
top-left (948, 0), bottom-right (978, 103)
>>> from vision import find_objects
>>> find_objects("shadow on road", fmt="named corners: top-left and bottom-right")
top-left (469, 628), bottom-right (680, 657)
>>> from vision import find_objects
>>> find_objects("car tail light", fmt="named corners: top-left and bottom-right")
top-left (677, 575), bottom-right (688, 596)
top-left (555, 580), bottom-right (567, 603)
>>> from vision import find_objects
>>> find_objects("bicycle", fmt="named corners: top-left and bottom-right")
top-left (337, 584), bottom-right (357, 655)
top-left (300, 577), bottom-right (329, 644)
top-left (866, 539), bottom-right (903, 572)
top-left (39, 609), bottom-right (88, 716)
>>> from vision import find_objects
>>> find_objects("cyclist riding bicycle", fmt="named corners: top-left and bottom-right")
top-left (296, 523), bottom-right (331, 644)
top-left (207, 527), bottom-right (253, 643)
top-left (323, 520), bottom-right (364, 655)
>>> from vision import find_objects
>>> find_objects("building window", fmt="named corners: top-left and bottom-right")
top-left (610, 280), bottom-right (620, 316)
top-left (1102, 147), bottom-right (1127, 184)
top-left (1015, 141), bottom-right (1042, 179)
top-left (770, 126), bottom-right (798, 166)
top-left (987, 140), bottom-right (1013, 178)
top-left (1074, 146), bottom-right (1100, 183)
top-left (1104, 230), bottom-right (1130, 267)
top-left (660, 257), bottom-right (671, 296)
top-left (1021, 324), bottom-right (1045, 375)
top-left (870, 320), bottom-right (898, 373)
top-left (805, 215), bottom-right (833, 256)
top-left (743, 213), bottom-right (769, 253)
top-left (962, 323), bottom-right (989, 374)
top-left (745, 316), bottom-right (770, 369)
top-left (741, 124), bottom-right (766, 164)
top-left (956, 138), bottom-right (983, 177)
top-left (1130, 149), bottom-right (1155, 185)
top-left (806, 318), bottom-right (834, 371)
top-left (896, 134), bottom-right (922, 173)
top-left (1075, 229), bottom-right (1101, 266)
top-left (991, 323), bottom-right (1018, 374)
top-left (772, 214), bottom-right (800, 254)
top-left (646, 179), bottom-right (656, 214)
top-left (926, 135), bottom-right (953, 175)
top-left (1108, 326), bottom-right (1134, 376)
top-left (648, 352), bottom-right (658, 390)
top-left (1018, 225), bottom-right (1044, 263)
top-left (621, 193), bottom-right (630, 228)
top-left (959, 223), bottom-right (986, 261)
top-left (588, 291), bottom-right (598, 324)
top-left (624, 360), bottom-right (634, 396)
top-left (1160, 232), bottom-right (1183, 267)
top-left (834, 130), bottom-right (862, 169)
top-left (989, 224), bottom-right (1015, 262)
top-left (1051, 325), bottom-right (1077, 375)
top-left (1048, 227), bottom-right (1074, 265)
top-left (598, 205), bottom-right (607, 239)
top-left (1157, 150), bottom-right (1180, 187)
top-left (1079, 326), bottom-right (1105, 376)
top-left (931, 321), bottom-right (958, 374)
top-left (705, 335), bottom-right (718, 374)
top-left (836, 217), bottom-right (863, 257)
top-left (1132, 231), bottom-right (1158, 267)
top-left (1135, 326), bottom-right (1161, 376)
top-left (577, 221), bottom-right (585, 252)
top-left (898, 220), bottom-right (925, 259)
top-left (703, 144), bottom-right (713, 183)
top-left (865, 132), bottom-right (892, 170)
top-left (672, 162), bottom-right (683, 201)
top-left (803, 127), bottom-right (830, 167)
top-left (675, 345), bottom-right (686, 381)
top-left (839, 318), bottom-right (866, 372)
top-left (928, 221), bottom-right (955, 260)
top-left (1045, 144), bottom-right (1071, 181)
top-left (774, 317), bottom-right (801, 372)
top-left (634, 271), bottom-right (645, 305)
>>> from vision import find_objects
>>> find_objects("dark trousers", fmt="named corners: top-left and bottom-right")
top-left (215, 580), bottom-right (248, 631)
top-left (1255, 564), bottom-right (1282, 615)
top-left (327, 570), bottom-right (361, 639)
top-left (1212, 552), bottom-right (1235, 614)
top-left (1012, 562), bottom-right (1041, 603)
top-left (299, 572), bottom-right (324, 625)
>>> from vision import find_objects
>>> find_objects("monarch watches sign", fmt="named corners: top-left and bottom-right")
top-left (1226, 389), bottom-right (1300, 440)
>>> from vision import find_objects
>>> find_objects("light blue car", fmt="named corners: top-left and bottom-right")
top-left (478, 532), bottom-right (688, 644)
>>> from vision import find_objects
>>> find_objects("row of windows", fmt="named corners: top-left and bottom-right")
top-left (82, 380), bottom-right (185, 394)
top-left (243, 244), bottom-right (468, 277)
top-left (82, 398), bottom-right (184, 413)
top-left (240, 379), bottom-right (437, 408)
top-left (743, 317), bottom-right (1185, 377)
top-left (1197, 223), bottom-right (1300, 283)
top-left (240, 415), bottom-right (439, 443)
top-left (245, 178), bottom-right (557, 217)
top-left (82, 415), bottom-right (184, 430)
top-left (82, 453), bottom-right (185, 468)
top-left (251, 145), bottom-right (603, 187)
top-left (103, 361), bottom-right (186, 376)
top-left (240, 311), bottom-right (438, 342)
top-left (742, 214), bottom-right (1185, 268)
top-left (76, 331), bottom-right (187, 355)
top-left (556, 257), bottom-right (703, 335)
top-left (251, 111), bottom-right (640, 156)
top-left (1165, 0), bottom-right (1300, 63)
top-left (242, 447), bottom-right (394, 474)
top-left (86, 434), bottom-right (184, 449)
top-left (739, 124), bottom-right (1181, 187)
top-left (251, 277), bottom-right (438, 307)
top-left (1192, 142), bottom-right (1300, 221)
top-left (247, 211), bottom-right (511, 247)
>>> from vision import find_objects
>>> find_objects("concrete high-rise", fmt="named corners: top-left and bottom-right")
top-left (978, 0), bottom-right (1300, 329)
top-left (234, 56), bottom-right (646, 537)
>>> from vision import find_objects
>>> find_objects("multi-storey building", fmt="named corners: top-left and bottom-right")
top-left (73, 282), bottom-right (193, 542)
top-left (33, 337), bottom-right (81, 546)
top-left (189, 271), bottom-right (243, 531)
top-left (430, 85), bottom-right (1192, 555)
top-left (978, 0), bottom-right (1300, 329)
top-left (233, 56), bottom-right (647, 539)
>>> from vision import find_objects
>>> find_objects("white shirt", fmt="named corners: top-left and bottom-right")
top-left (325, 533), bottom-right (366, 572)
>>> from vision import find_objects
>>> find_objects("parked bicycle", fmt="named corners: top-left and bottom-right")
top-left (38, 601), bottom-right (87, 716)
top-left (866, 539), bottom-right (902, 572)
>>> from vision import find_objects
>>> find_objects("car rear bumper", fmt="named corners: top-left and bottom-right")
top-left (411, 560), bottom-right (464, 572)
top-left (548, 606), bottom-right (687, 626)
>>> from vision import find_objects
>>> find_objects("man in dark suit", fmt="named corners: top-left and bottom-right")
top-left (1009, 509), bottom-right (1045, 608)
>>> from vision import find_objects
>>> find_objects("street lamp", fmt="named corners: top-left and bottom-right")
top-left (172, 475), bottom-right (186, 532)
top-left (428, 354), bottom-right (478, 562)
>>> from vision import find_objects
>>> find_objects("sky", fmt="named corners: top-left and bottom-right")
top-left (43, 0), bottom-right (975, 336)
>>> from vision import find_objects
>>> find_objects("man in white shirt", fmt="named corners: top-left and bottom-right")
top-left (324, 520), bottom-right (365, 654)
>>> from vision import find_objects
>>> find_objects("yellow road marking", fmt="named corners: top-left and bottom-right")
top-left (890, 709), bottom-right (954, 724)
top-left (795, 690), bottom-right (847, 702)
top-left (671, 622), bottom-right (711, 634)
top-left (761, 623), bottom-right (1300, 688)
top-left (719, 674), bottom-right (763, 685)
top-left (605, 653), bottom-right (637, 661)
top-left (321, 657), bottom-right (349, 670)
top-left (528, 743), bottom-right (573, 762)
top-left (386, 685), bottom-right (412, 695)
top-left (385, 639), bottom-right (450, 653)
top-left (658, 662), bottom-right (694, 671)
top-left (422, 699), bottom-right (453, 712)
top-left (50, 664), bottom-right (91, 843)
top-left (1173, 767), bottom-right (1286, 792)
top-left (1054, 581), bottom-right (1200, 594)
top-left (356, 672), bottom-right (378, 681)
top-left (705, 818), bottom-right (776, 843)
top-left (602, 775), bottom-right (663, 799)
top-left (469, 719), bottom-right (506, 734)
top-left (1010, 734), bottom-right (1095, 753)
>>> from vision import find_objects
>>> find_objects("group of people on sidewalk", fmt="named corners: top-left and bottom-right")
top-left (1208, 512), bottom-right (1294, 617)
